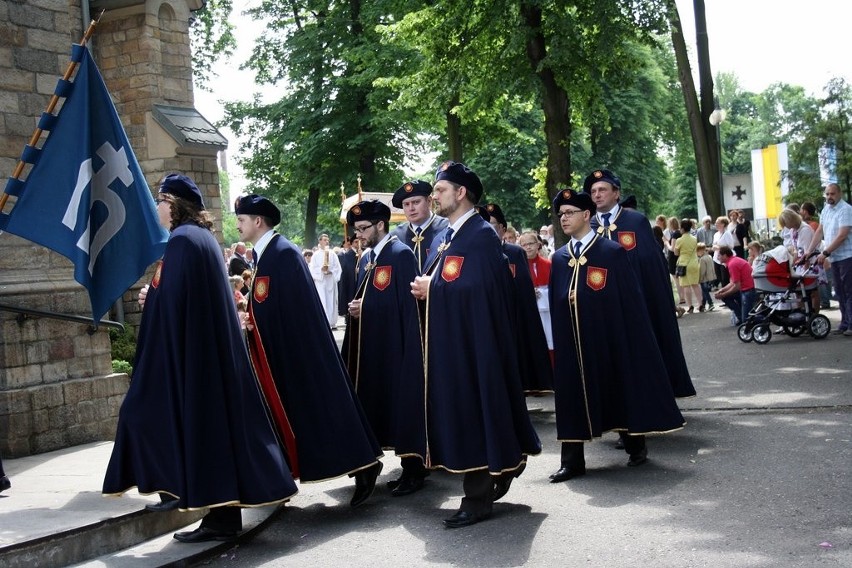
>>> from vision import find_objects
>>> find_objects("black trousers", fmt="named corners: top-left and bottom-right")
top-left (460, 470), bottom-right (493, 516)
top-left (400, 456), bottom-right (427, 479)
top-left (561, 433), bottom-right (646, 466)
top-left (200, 506), bottom-right (242, 532)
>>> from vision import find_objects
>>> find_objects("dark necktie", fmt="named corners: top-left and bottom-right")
top-left (368, 250), bottom-right (376, 266)
top-left (415, 226), bottom-right (423, 239)
top-left (251, 249), bottom-right (258, 265)
top-left (444, 228), bottom-right (454, 244)
top-left (602, 212), bottom-right (611, 229)
top-left (574, 241), bottom-right (582, 258)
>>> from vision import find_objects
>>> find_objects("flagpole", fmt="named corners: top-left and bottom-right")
top-left (0, 11), bottom-right (104, 212)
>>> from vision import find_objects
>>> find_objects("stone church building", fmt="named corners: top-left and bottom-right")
top-left (0, 0), bottom-right (227, 457)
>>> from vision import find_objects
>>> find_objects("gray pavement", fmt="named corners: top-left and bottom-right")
top-left (1, 306), bottom-right (850, 567)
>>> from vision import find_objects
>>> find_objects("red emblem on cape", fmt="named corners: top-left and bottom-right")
top-left (253, 276), bottom-right (270, 303)
top-left (509, 263), bottom-right (516, 278)
top-left (373, 266), bottom-right (392, 291)
top-left (441, 256), bottom-right (464, 282)
top-left (586, 266), bottom-right (607, 291)
top-left (618, 231), bottom-right (637, 251)
top-left (151, 261), bottom-right (162, 288)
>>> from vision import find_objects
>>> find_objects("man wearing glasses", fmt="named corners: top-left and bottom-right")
top-left (342, 200), bottom-right (428, 496)
top-left (549, 188), bottom-right (685, 483)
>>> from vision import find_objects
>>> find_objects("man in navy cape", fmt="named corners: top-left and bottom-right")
top-left (479, 202), bottom-right (553, 393)
top-left (412, 162), bottom-right (541, 528)
top-left (390, 180), bottom-right (449, 273)
top-left (584, 169), bottom-right (696, 399)
top-left (103, 174), bottom-right (298, 543)
top-left (341, 200), bottom-right (429, 496)
top-left (548, 188), bottom-right (686, 483)
top-left (337, 236), bottom-right (358, 323)
top-left (235, 195), bottom-right (383, 508)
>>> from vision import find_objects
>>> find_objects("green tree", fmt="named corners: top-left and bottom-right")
top-left (189, 0), bottom-right (236, 90)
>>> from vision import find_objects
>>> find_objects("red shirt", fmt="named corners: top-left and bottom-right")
top-left (725, 255), bottom-right (754, 292)
top-left (527, 255), bottom-right (551, 287)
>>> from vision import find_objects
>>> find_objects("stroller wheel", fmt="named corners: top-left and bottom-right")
top-left (753, 324), bottom-right (772, 345)
top-left (737, 323), bottom-right (754, 343)
top-left (783, 324), bottom-right (806, 337)
top-left (808, 314), bottom-right (831, 339)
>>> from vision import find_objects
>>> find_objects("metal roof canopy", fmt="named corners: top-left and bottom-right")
top-left (152, 104), bottom-right (227, 150)
top-left (340, 191), bottom-right (407, 224)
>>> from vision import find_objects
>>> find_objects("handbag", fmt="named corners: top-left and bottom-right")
top-left (675, 265), bottom-right (687, 277)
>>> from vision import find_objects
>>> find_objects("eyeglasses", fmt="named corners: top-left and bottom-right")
top-left (557, 209), bottom-right (584, 218)
top-left (353, 223), bottom-right (377, 234)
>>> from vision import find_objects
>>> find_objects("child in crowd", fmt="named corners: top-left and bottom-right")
top-left (747, 241), bottom-right (764, 268)
top-left (697, 243), bottom-right (715, 312)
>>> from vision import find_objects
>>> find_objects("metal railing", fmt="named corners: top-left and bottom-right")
top-left (0, 303), bottom-right (124, 335)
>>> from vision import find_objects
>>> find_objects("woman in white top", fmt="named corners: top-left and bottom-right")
top-left (777, 208), bottom-right (821, 313)
top-left (712, 216), bottom-right (736, 286)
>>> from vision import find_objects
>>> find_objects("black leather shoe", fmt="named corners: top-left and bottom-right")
top-left (549, 466), bottom-right (586, 483)
top-left (351, 461), bottom-right (383, 507)
top-left (443, 510), bottom-right (491, 529)
top-left (627, 449), bottom-right (648, 467)
top-left (173, 526), bottom-right (238, 543)
top-left (391, 475), bottom-right (424, 497)
top-left (0, 476), bottom-right (10, 493)
top-left (145, 498), bottom-right (179, 512)
top-left (614, 438), bottom-right (624, 450)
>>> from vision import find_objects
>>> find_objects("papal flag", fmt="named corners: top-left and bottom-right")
top-left (0, 43), bottom-right (168, 323)
top-left (750, 142), bottom-right (789, 221)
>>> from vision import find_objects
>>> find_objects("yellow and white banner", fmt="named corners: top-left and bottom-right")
top-left (750, 142), bottom-right (789, 220)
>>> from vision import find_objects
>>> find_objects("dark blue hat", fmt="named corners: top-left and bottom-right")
top-left (435, 161), bottom-right (483, 202)
top-left (484, 203), bottom-right (507, 227)
top-left (346, 199), bottom-right (391, 226)
top-left (620, 194), bottom-right (637, 209)
top-left (159, 173), bottom-right (204, 209)
top-left (392, 180), bottom-right (433, 208)
top-left (552, 188), bottom-right (597, 215)
top-left (582, 169), bottom-right (621, 193)
top-left (234, 194), bottom-right (281, 226)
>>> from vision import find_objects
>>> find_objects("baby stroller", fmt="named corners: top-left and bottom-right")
top-left (737, 247), bottom-right (831, 344)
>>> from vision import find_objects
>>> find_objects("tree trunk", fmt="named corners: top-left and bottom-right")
top-left (668, 0), bottom-right (722, 219)
top-left (521, 2), bottom-right (572, 246)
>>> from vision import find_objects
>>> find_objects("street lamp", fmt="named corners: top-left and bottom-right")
top-left (708, 99), bottom-right (727, 217)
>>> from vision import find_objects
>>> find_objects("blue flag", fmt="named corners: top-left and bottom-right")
top-left (0, 45), bottom-right (168, 323)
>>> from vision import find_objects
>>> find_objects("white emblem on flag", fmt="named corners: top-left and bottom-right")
top-left (62, 141), bottom-right (130, 275)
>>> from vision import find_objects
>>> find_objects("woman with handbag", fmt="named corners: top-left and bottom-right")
top-left (674, 219), bottom-right (701, 314)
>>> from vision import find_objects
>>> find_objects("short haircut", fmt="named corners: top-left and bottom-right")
top-left (718, 245), bottom-right (734, 257)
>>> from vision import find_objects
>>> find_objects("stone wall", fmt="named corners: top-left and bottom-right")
top-left (1, 0), bottom-right (222, 457)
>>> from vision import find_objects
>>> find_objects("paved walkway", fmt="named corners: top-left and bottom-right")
top-left (1, 308), bottom-right (849, 567)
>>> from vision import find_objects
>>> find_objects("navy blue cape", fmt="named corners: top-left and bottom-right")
top-left (591, 209), bottom-right (696, 397)
top-left (502, 242), bottom-right (553, 393)
top-left (341, 237), bottom-right (425, 456)
top-left (337, 248), bottom-right (358, 316)
top-left (550, 237), bottom-right (685, 440)
top-left (423, 214), bottom-right (541, 473)
top-left (103, 223), bottom-right (297, 509)
top-left (249, 234), bottom-right (381, 482)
